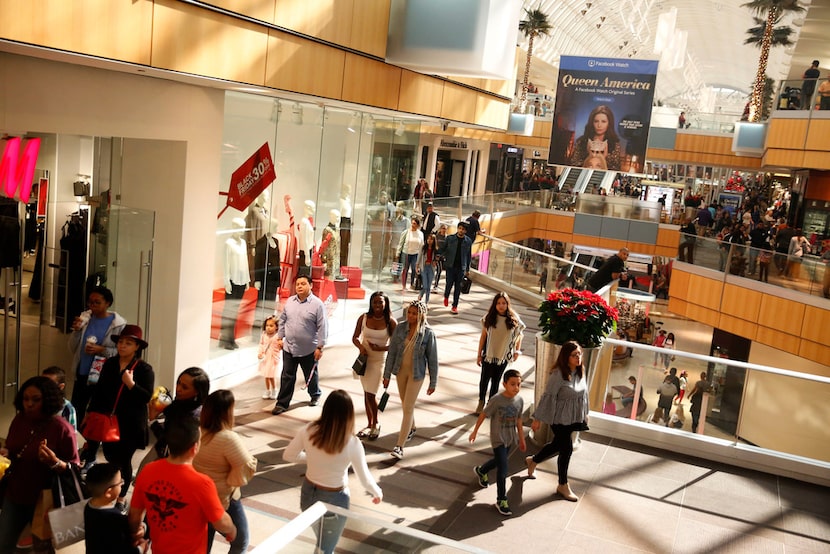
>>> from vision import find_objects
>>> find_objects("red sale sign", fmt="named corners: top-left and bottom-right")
top-left (1, 137), bottom-right (41, 204)
top-left (218, 142), bottom-right (276, 219)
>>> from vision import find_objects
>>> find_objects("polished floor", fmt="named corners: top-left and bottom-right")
top-left (35, 281), bottom-right (830, 553)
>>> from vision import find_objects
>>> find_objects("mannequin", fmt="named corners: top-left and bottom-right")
top-left (254, 217), bottom-right (281, 304)
top-left (220, 217), bottom-right (249, 349)
top-left (320, 209), bottom-right (340, 277)
top-left (246, 190), bottom-right (270, 245)
top-left (298, 200), bottom-right (316, 270)
top-left (339, 184), bottom-right (352, 268)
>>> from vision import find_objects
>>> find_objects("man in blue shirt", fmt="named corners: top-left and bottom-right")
top-left (272, 275), bottom-right (328, 415)
top-left (440, 222), bottom-right (473, 314)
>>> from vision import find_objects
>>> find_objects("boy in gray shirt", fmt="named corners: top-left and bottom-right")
top-left (469, 369), bottom-right (526, 516)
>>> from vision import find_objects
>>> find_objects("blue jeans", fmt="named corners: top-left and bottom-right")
top-left (444, 265), bottom-right (464, 308)
top-left (275, 352), bottom-right (321, 409)
top-left (479, 445), bottom-right (510, 501)
top-left (402, 253), bottom-right (418, 288)
top-left (207, 497), bottom-right (249, 554)
top-left (300, 479), bottom-right (350, 554)
top-left (418, 264), bottom-right (435, 303)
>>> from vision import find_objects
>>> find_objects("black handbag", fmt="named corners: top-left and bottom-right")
top-left (461, 276), bottom-right (472, 294)
top-left (378, 389), bottom-right (390, 412)
top-left (352, 354), bottom-right (367, 376)
top-left (414, 273), bottom-right (423, 291)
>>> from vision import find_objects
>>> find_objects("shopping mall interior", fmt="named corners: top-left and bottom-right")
top-left (1, 1), bottom-right (829, 552)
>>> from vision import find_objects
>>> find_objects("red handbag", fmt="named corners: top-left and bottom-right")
top-left (81, 360), bottom-right (135, 442)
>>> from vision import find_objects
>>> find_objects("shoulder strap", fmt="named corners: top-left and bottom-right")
top-left (111, 358), bottom-right (139, 414)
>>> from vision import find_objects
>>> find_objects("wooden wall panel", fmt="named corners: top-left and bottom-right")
top-left (654, 245), bottom-right (676, 257)
top-left (266, 32), bottom-right (345, 99)
top-left (675, 133), bottom-right (734, 156)
top-left (348, 0), bottom-right (390, 57)
top-left (668, 270), bottom-right (691, 300)
top-left (602, 238), bottom-right (628, 252)
top-left (398, 71), bottom-right (444, 117)
top-left (0, 0), bottom-right (153, 64)
top-left (766, 118), bottom-right (808, 149)
top-left (341, 54), bottom-right (400, 110)
top-left (572, 234), bottom-right (600, 247)
top-left (718, 313), bottom-right (757, 341)
top-left (805, 119), bottom-right (830, 152)
top-left (686, 304), bottom-right (720, 327)
top-left (759, 295), bottom-right (805, 329)
top-left (153, 1), bottom-right (268, 84)
top-left (721, 283), bottom-right (762, 322)
top-left (545, 213), bottom-right (574, 233)
top-left (656, 227), bottom-right (679, 248)
top-left (756, 326), bottom-right (800, 356)
top-left (205, 0), bottom-right (275, 22)
top-left (764, 149), bottom-right (806, 168)
top-left (441, 83), bottom-right (478, 124)
top-left (799, 340), bottom-right (830, 368)
top-left (475, 94), bottom-right (511, 129)
top-left (273, 0), bottom-right (352, 46)
top-left (667, 297), bottom-right (688, 316)
top-left (800, 305), bottom-right (830, 343)
top-left (802, 151), bottom-right (830, 171)
top-left (687, 274), bottom-right (722, 310)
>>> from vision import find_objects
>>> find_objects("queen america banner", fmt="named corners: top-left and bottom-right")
top-left (548, 56), bottom-right (658, 174)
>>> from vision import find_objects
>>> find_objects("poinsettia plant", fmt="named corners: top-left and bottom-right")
top-left (538, 288), bottom-right (618, 348)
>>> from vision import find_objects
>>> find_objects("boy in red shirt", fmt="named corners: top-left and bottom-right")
top-left (128, 418), bottom-right (236, 553)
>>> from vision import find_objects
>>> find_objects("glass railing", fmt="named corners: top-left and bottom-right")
top-left (472, 234), bottom-right (596, 298)
top-left (596, 336), bottom-right (830, 468)
top-left (674, 231), bottom-right (830, 300)
top-left (252, 501), bottom-right (492, 553)
top-left (774, 78), bottom-right (823, 112)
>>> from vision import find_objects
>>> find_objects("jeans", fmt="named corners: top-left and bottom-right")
top-left (479, 444), bottom-right (510, 501)
top-left (418, 264), bottom-right (435, 303)
top-left (0, 497), bottom-right (35, 553)
top-left (275, 351), bottom-right (321, 409)
top-left (532, 423), bottom-right (580, 485)
top-left (207, 497), bottom-right (249, 554)
top-left (300, 479), bottom-right (350, 554)
top-left (479, 360), bottom-right (507, 402)
top-left (443, 265), bottom-right (464, 308)
top-left (401, 253), bottom-right (418, 288)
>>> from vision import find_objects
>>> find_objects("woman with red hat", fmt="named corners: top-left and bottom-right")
top-left (84, 324), bottom-right (154, 513)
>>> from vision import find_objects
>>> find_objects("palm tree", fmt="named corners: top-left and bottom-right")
top-left (742, 0), bottom-right (805, 121)
top-left (518, 7), bottom-right (552, 113)
top-left (744, 16), bottom-right (795, 48)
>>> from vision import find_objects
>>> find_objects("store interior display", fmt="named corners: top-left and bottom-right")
top-left (218, 217), bottom-right (250, 350)
top-left (320, 209), bottom-right (340, 278)
top-left (298, 200), bottom-right (316, 272)
top-left (339, 184), bottom-right (352, 268)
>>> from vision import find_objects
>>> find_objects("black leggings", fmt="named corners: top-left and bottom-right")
top-left (103, 440), bottom-right (138, 499)
top-left (479, 360), bottom-right (507, 402)
top-left (532, 423), bottom-right (581, 485)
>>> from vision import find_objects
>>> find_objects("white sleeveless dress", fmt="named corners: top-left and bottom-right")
top-left (360, 317), bottom-right (391, 395)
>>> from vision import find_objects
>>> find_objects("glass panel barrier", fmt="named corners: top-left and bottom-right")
top-left (597, 337), bottom-right (830, 466)
top-left (774, 78), bottom-right (822, 113)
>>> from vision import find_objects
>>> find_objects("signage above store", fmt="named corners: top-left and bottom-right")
top-left (218, 142), bottom-right (276, 219)
top-left (440, 140), bottom-right (467, 149)
top-left (0, 136), bottom-right (41, 204)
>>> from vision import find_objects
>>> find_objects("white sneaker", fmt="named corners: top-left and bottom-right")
top-left (270, 390), bottom-right (277, 400)
top-left (262, 390), bottom-right (271, 399)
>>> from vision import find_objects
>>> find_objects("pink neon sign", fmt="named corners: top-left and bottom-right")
top-left (0, 137), bottom-right (41, 203)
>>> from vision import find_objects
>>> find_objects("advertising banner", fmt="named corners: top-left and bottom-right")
top-left (218, 142), bottom-right (276, 219)
top-left (548, 56), bottom-right (658, 174)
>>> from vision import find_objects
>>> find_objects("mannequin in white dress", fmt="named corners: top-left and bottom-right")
top-left (298, 200), bottom-right (316, 270)
top-left (220, 217), bottom-right (250, 349)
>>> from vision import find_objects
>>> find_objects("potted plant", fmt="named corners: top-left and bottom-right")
top-left (538, 288), bottom-right (618, 348)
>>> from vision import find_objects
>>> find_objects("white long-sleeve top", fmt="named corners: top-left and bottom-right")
top-left (284, 422), bottom-right (382, 500)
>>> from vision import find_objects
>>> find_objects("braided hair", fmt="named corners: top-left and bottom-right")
top-left (408, 300), bottom-right (428, 336)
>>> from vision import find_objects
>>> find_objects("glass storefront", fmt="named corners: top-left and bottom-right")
top-left (213, 92), bottom-right (423, 363)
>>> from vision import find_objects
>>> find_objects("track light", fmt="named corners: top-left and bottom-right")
top-left (291, 103), bottom-right (303, 125)
top-left (395, 121), bottom-right (405, 137)
top-left (347, 112), bottom-right (360, 133)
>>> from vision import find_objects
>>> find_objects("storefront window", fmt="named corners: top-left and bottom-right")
top-left (214, 92), bottom-right (420, 365)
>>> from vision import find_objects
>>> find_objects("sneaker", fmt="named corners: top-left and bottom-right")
top-left (391, 446), bottom-right (404, 459)
top-left (270, 389), bottom-right (277, 400)
top-left (443, 297), bottom-right (449, 307)
top-left (406, 428), bottom-right (416, 442)
top-left (474, 466), bottom-right (489, 488)
top-left (262, 390), bottom-right (271, 399)
top-left (271, 405), bottom-right (286, 415)
top-left (451, 306), bottom-right (458, 315)
top-left (495, 499), bottom-right (512, 516)
top-left (309, 397), bottom-right (320, 407)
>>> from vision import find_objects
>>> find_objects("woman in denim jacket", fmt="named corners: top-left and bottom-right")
top-left (382, 300), bottom-right (438, 460)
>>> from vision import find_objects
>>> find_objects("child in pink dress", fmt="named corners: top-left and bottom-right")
top-left (258, 316), bottom-right (281, 399)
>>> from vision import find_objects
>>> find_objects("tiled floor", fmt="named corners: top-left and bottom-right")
top-left (197, 284), bottom-right (830, 553)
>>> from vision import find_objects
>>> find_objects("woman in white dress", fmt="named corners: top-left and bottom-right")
top-left (351, 291), bottom-right (397, 441)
